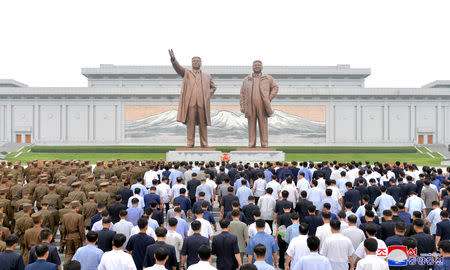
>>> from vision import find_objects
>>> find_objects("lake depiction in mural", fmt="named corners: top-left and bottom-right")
top-left (124, 106), bottom-right (326, 145)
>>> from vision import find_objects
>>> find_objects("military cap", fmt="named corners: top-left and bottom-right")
top-left (87, 174), bottom-right (94, 179)
top-left (63, 197), bottom-right (72, 204)
top-left (99, 182), bottom-right (109, 187)
top-left (0, 188), bottom-right (8, 195)
top-left (48, 184), bottom-right (56, 189)
top-left (88, 191), bottom-right (96, 198)
top-left (41, 200), bottom-right (49, 206)
top-left (23, 203), bottom-right (33, 211)
top-left (70, 200), bottom-right (81, 208)
top-left (71, 181), bottom-right (82, 187)
top-left (31, 212), bottom-right (42, 219)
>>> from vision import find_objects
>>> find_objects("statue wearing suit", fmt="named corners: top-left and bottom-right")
top-left (169, 49), bottom-right (216, 148)
top-left (240, 60), bottom-right (278, 148)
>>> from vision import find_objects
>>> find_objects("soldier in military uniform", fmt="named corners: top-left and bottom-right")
top-left (57, 198), bottom-right (72, 253)
top-left (0, 227), bottom-right (5, 252)
top-left (107, 176), bottom-right (120, 201)
top-left (0, 213), bottom-right (11, 241)
top-left (65, 168), bottom-right (79, 187)
top-left (10, 178), bottom-right (23, 201)
top-left (67, 181), bottom-right (87, 205)
top-left (42, 184), bottom-right (62, 210)
top-left (81, 192), bottom-right (98, 230)
top-left (61, 200), bottom-right (85, 263)
top-left (38, 200), bottom-right (58, 236)
top-left (0, 188), bottom-right (13, 229)
top-left (56, 177), bottom-right (71, 199)
top-left (14, 203), bottom-right (33, 256)
top-left (33, 177), bottom-right (49, 210)
top-left (82, 175), bottom-right (97, 196)
top-left (93, 161), bottom-right (105, 179)
top-left (23, 212), bottom-right (43, 265)
top-left (95, 182), bottom-right (111, 206)
top-left (13, 191), bottom-right (32, 213)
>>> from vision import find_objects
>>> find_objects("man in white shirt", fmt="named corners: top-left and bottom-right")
top-left (166, 217), bottom-right (183, 262)
top-left (296, 172), bottom-right (310, 193)
top-left (307, 180), bottom-right (325, 209)
top-left (114, 209), bottom-right (134, 248)
top-left (187, 245), bottom-right (217, 270)
top-left (92, 211), bottom-right (116, 231)
top-left (281, 178), bottom-right (299, 205)
top-left (98, 233), bottom-right (137, 270)
top-left (266, 176), bottom-right (281, 200)
top-left (127, 188), bottom-right (145, 209)
top-left (248, 210), bottom-right (272, 237)
top-left (253, 174), bottom-right (267, 200)
top-left (257, 188), bottom-right (276, 229)
top-left (144, 246), bottom-right (169, 270)
top-left (373, 186), bottom-right (396, 214)
top-left (316, 212), bottom-right (332, 247)
top-left (405, 191), bottom-right (427, 218)
top-left (320, 220), bottom-right (355, 270)
top-left (426, 201), bottom-right (442, 235)
top-left (354, 223), bottom-right (387, 262)
top-left (188, 208), bottom-right (213, 239)
top-left (285, 223), bottom-right (310, 270)
top-left (355, 238), bottom-right (388, 270)
top-left (157, 178), bottom-right (172, 211)
top-left (341, 215), bottom-right (366, 256)
top-left (144, 165), bottom-right (159, 188)
top-left (170, 177), bottom-right (187, 200)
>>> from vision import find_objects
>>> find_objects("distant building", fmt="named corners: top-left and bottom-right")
top-left (0, 64), bottom-right (449, 145)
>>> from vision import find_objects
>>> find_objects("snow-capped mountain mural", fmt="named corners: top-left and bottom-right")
top-left (124, 108), bottom-right (326, 145)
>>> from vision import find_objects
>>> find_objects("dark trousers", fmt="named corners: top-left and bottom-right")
top-left (255, 196), bottom-right (260, 205)
top-left (278, 235), bottom-right (288, 269)
top-left (266, 220), bottom-right (273, 231)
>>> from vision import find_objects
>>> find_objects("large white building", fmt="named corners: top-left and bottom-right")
top-left (0, 64), bottom-right (449, 146)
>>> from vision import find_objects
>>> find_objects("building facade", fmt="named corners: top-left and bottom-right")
top-left (0, 64), bottom-right (449, 146)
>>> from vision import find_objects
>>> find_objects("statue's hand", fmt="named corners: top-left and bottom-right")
top-left (168, 49), bottom-right (175, 61)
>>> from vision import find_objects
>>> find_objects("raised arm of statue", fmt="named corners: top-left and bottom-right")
top-left (168, 49), bottom-right (186, 77)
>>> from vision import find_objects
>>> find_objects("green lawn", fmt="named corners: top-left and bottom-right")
top-left (4, 145), bottom-right (444, 166)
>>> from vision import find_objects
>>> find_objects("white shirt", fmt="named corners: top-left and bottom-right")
top-left (253, 178), bottom-right (267, 197)
top-left (317, 178), bottom-right (326, 190)
top-left (170, 183), bottom-right (187, 199)
top-left (267, 180), bottom-right (281, 200)
top-left (157, 183), bottom-right (171, 203)
top-left (355, 255), bottom-right (389, 270)
top-left (281, 184), bottom-right (299, 205)
top-left (145, 264), bottom-right (168, 270)
top-left (286, 234), bottom-right (310, 267)
top-left (130, 225), bottom-right (156, 240)
top-left (206, 179), bottom-right (217, 191)
top-left (405, 195), bottom-right (426, 216)
top-left (114, 219), bottom-right (134, 243)
top-left (354, 237), bottom-right (387, 259)
top-left (308, 187), bottom-right (325, 208)
top-left (257, 194), bottom-right (276, 221)
top-left (92, 221), bottom-right (115, 232)
top-left (296, 178), bottom-right (310, 192)
top-left (341, 226), bottom-right (366, 251)
top-left (316, 223), bottom-right (332, 247)
top-left (144, 170), bottom-right (159, 188)
top-left (320, 233), bottom-right (354, 263)
top-left (248, 221), bottom-right (272, 237)
top-left (426, 208), bottom-right (443, 234)
top-left (127, 194), bottom-right (145, 208)
top-left (165, 230), bottom-right (183, 261)
top-left (98, 249), bottom-right (137, 270)
top-left (188, 217), bottom-right (213, 238)
top-left (187, 261), bottom-right (217, 270)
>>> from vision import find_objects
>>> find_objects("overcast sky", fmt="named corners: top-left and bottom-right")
top-left (0, 0), bottom-right (449, 88)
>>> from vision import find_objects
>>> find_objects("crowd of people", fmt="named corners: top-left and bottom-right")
top-left (0, 159), bottom-right (449, 270)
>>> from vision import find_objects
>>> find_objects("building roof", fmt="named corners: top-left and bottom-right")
top-left (0, 79), bottom-right (28, 88)
top-left (81, 64), bottom-right (371, 78)
top-left (422, 80), bottom-right (450, 88)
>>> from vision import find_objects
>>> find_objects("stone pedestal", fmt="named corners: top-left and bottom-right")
top-left (167, 148), bottom-right (222, 161)
top-left (229, 149), bottom-right (285, 162)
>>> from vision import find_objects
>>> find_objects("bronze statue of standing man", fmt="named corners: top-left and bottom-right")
top-left (240, 60), bottom-right (279, 148)
top-left (169, 49), bottom-right (216, 148)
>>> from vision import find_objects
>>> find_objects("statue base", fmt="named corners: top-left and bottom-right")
top-left (229, 149), bottom-right (285, 162)
top-left (167, 149), bottom-right (222, 161)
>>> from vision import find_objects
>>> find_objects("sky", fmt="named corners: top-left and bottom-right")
top-left (0, 0), bottom-right (449, 88)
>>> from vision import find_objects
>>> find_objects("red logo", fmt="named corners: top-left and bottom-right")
top-left (408, 248), bottom-right (417, 257)
top-left (377, 248), bottom-right (388, 257)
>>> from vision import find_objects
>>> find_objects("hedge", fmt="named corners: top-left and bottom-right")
top-left (30, 146), bottom-right (417, 154)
